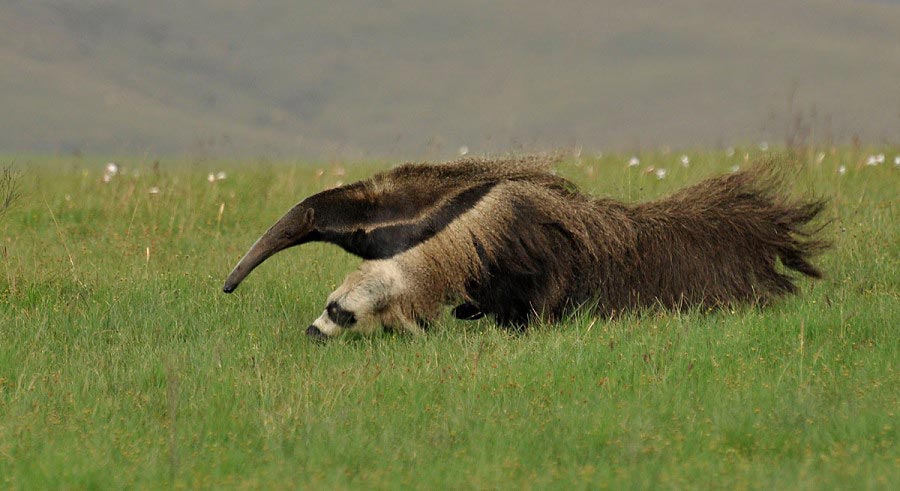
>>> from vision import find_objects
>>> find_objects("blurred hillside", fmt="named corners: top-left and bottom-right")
top-left (1, 0), bottom-right (898, 158)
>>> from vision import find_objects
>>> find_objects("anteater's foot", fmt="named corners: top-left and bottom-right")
top-left (452, 303), bottom-right (485, 320)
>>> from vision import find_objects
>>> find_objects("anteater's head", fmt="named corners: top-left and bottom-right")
top-left (223, 205), bottom-right (315, 293)
top-left (305, 260), bottom-right (409, 340)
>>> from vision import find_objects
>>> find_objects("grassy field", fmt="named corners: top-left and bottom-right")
top-left (0, 150), bottom-right (897, 489)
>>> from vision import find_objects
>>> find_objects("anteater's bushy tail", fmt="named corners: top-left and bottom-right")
top-left (616, 163), bottom-right (830, 310)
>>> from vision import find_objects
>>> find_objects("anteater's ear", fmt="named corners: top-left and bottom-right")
top-left (304, 207), bottom-right (315, 225)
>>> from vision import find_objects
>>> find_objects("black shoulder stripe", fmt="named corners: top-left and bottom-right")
top-left (317, 181), bottom-right (497, 259)
top-left (305, 178), bottom-right (475, 230)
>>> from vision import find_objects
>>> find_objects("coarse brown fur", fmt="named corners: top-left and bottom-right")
top-left (224, 156), bottom-right (829, 337)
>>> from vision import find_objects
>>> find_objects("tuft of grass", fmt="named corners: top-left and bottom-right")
top-left (0, 150), bottom-right (897, 489)
top-left (0, 165), bottom-right (21, 220)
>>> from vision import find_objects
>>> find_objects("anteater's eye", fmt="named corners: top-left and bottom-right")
top-left (326, 302), bottom-right (357, 327)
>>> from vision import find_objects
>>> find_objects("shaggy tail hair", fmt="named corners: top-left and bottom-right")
top-left (603, 163), bottom-right (829, 313)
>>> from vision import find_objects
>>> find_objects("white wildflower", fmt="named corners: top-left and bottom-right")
top-left (865, 154), bottom-right (883, 166)
top-left (894, 155), bottom-right (900, 167)
top-left (216, 171), bottom-right (227, 181)
top-left (458, 146), bottom-right (469, 156)
top-left (655, 168), bottom-right (667, 179)
top-left (680, 155), bottom-right (690, 167)
top-left (207, 173), bottom-right (216, 183)
top-left (837, 165), bottom-right (846, 175)
top-left (731, 165), bottom-right (740, 173)
top-left (628, 156), bottom-right (640, 167)
top-left (149, 186), bottom-right (160, 195)
top-left (816, 152), bottom-right (825, 164)
top-left (102, 162), bottom-right (119, 183)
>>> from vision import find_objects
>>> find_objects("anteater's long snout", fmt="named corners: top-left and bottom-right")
top-left (222, 205), bottom-right (316, 294)
top-left (222, 236), bottom-right (279, 293)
